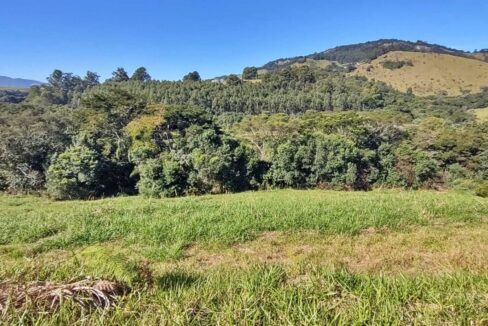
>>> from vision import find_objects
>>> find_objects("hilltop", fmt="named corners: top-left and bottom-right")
top-left (257, 39), bottom-right (488, 96)
top-left (261, 39), bottom-right (482, 70)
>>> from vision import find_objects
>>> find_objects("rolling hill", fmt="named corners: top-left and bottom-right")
top-left (0, 75), bottom-right (42, 88)
top-left (261, 39), bottom-right (473, 71)
top-left (257, 39), bottom-right (488, 96)
top-left (352, 51), bottom-right (488, 96)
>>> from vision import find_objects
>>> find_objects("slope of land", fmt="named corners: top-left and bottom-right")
top-left (1, 190), bottom-right (488, 324)
top-left (352, 51), bottom-right (488, 96)
top-left (261, 39), bottom-right (474, 71)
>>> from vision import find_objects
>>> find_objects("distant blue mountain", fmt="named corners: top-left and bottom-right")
top-left (0, 75), bottom-right (42, 88)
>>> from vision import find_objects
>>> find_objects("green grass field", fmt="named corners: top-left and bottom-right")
top-left (1, 190), bottom-right (488, 324)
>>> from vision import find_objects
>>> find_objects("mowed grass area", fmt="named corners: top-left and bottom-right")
top-left (1, 190), bottom-right (488, 324)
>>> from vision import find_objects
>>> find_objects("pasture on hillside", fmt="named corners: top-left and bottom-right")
top-left (353, 51), bottom-right (488, 96)
top-left (1, 189), bottom-right (488, 325)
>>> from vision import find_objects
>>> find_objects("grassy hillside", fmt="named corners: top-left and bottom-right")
top-left (353, 51), bottom-right (488, 96)
top-left (2, 190), bottom-right (488, 324)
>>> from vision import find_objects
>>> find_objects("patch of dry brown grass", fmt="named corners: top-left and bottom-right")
top-left (176, 223), bottom-right (488, 275)
top-left (353, 51), bottom-right (488, 96)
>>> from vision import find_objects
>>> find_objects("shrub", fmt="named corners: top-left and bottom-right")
top-left (381, 60), bottom-right (413, 70)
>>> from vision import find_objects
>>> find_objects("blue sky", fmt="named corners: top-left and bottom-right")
top-left (1, 0), bottom-right (487, 81)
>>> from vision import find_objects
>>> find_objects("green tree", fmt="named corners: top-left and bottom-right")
top-left (47, 144), bottom-right (107, 200)
top-left (225, 74), bottom-right (241, 86)
top-left (242, 67), bottom-right (258, 80)
top-left (183, 71), bottom-right (201, 82)
top-left (131, 67), bottom-right (151, 82)
top-left (395, 142), bottom-right (440, 188)
top-left (266, 139), bottom-right (314, 188)
top-left (310, 135), bottom-right (363, 189)
top-left (0, 105), bottom-right (73, 193)
top-left (111, 67), bottom-right (130, 82)
top-left (83, 71), bottom-right (100, 88)
top-left (137, 155), bottom-right (188, 197)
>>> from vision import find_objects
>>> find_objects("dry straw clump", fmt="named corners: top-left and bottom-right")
top-left (0, 279), bottom-right (128, 313)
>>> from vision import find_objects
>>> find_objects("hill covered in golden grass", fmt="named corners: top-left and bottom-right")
top-left (352, 51), bottom-right (488, 96)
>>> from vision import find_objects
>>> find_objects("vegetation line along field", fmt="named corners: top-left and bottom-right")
top-left (1, 38), bottom-right (488, 324)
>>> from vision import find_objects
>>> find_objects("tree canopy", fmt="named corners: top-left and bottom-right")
top-left (1, 63), bottom-right (487, 199)
top-left (183, 71), bottom-right (201, 82)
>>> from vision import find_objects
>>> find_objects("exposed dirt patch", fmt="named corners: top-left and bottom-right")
top-left (177, 223), bottom-right (488, 275)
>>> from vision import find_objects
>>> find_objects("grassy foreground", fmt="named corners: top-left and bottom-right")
top-left (1, 189), bottom-right (488, 324)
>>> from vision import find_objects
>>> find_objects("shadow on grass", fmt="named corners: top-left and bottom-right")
top-left (155, 271), bottom-right (199, 290)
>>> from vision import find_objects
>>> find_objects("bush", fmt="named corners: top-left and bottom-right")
top-left (381, 60), bottom-right (413, 70)
top-left (47, 145), bottom-right (107, 200)
top-left (475, 182), bottom-right (488, 198)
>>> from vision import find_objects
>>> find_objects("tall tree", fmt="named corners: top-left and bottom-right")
top-left (242, 66), bottom-right (258, 80)
top-left (83, 71), bottom-right (100, 88)
top-left (47, 69), bottom-right (64, 88)
top-left (225, 74), bottom-right (241, 86)
top-left (131, 67), bottom-right (151, 82)
top-left (111, 67), bottom-right (129, 82)
top-left (183, 71), bottom-right (201, 82)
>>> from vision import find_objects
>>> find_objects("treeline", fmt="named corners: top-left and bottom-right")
top-left (0, 65), bottom-right (487, 199)
top-left (23, 64), bottom-right (488, 122)
top-left (26, 65), bottom-right (402, 114)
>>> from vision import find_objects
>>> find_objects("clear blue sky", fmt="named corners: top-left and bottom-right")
top-left (1, 0), bottom-right (487, 81)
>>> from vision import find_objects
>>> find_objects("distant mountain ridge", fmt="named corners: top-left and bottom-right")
top-left (0, 75), bottom-right (42, 88)
top-left (261, 39), bottom-right (484, 71)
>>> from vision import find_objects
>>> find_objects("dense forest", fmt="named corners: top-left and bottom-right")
top-left (1, 64), bottom-right (487, 199)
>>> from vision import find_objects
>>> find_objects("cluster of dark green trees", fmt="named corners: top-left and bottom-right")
top-left (381, 60), bottom-right (414, 70)
top-left (91, 65), bottom-right (400, 115)
top-left (0, 64), bottom-right (487, 199)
